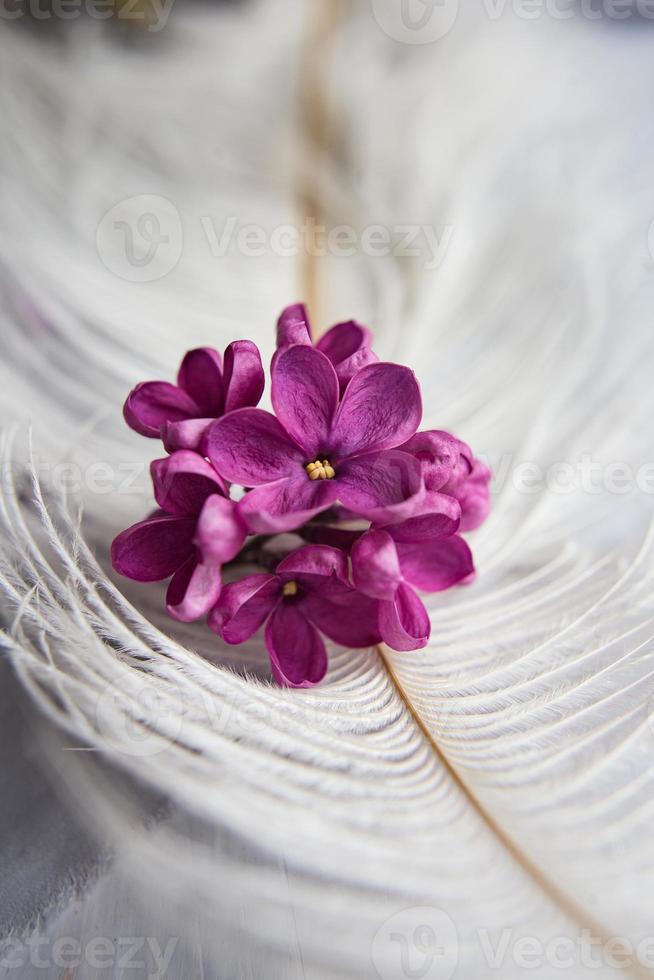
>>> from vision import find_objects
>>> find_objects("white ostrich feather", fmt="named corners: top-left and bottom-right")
top-left (1, 2), bottom-right (654, 978)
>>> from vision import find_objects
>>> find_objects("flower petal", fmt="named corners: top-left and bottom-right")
top-left (399, 429), bottom-right (464, 491)
top-left (177, 348), bottom-right (224, 416)
top-left (162, 418), bottom-right (214, 455)
top-left (195, 495), bottom-right (247, 564)
top-left (207, 408), bottom-right (303, 486)
top-left (331, 362), bottom-right (422, 458)
top-left (276, 303), bottom-right (312, 349)
top-left (111, 514), bottom-right (195, 582)
top-left (333, 347), bottom-right (379, 391)
top-left (151, 451), bottom-right (227, 517)
top-left (351, 529), bottom-right (402, 601)
top-left (222, 340), bottom-right (265, 413)
top-left (378, 583), bottom-right (430, 652)
top-left (123, 382), bottom-right (200, 438)
top-left (265, 602), bottom-right (327, 688)
top-left (315, 320), bottom-right (372, 364)
top-left (452, 460), bottom-right (492, 532)
top-left (383, 491), bottom-right (461, 542)
top-left (208, 573), bottom-right (280, 644)
top-left (237, 474), bottom-right (338, 533)
top-left (302, 589), bottom-right (382, 648)
top-left (272, 346), bottom-right (339, 458)
top-left (396, 535), bottom-right (474, 592)
top-left (276, 544), bottom-right (349, 591)
top-left (166, 555), bottom-right (223, 623)
top-left (336, 450), bottom-right (424, 524)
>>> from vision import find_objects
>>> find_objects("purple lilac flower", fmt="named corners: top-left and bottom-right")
top-left (124, 342), bottom-right (265, 453)
top-left (351, 494), bottom-right (474, 651)
top-left (207, 345), bottom-right (425, 534)
top-left (209, 545), bottom-right (380, 687)
top-left (111, 451), bottom-right (247, 623)
top-left (400, 429), bottom-right (491, 531)
top-left (276, 303), bottom-right (377, 392)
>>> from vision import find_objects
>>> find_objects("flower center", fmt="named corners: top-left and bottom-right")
top-left (305, 459), bottom-right (336, 481)
top-left (282, 581), bottom-right (299, 597)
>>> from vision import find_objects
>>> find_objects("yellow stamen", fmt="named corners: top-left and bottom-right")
top-left (305, 459), bottom-right (336, 480)
top-left (283, 581), bottom-right (298, 597)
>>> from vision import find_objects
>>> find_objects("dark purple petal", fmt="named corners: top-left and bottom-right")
top-left (276, 544), bottom-right (349, 591)
top-left (399, 429), bottom-right (464, 491)
top-left (208, 573), bottom-right (281, 644)
top-left (222, 340), bottom-right (265, 413)
top-left (177, 348), bottom-right (224, 416)
top-left (195, 495), bottom-right (248, 564)
top-left (123, 382), bottom-right (200, 438)
top-left (166, 555), bottom-right (223, 623)
top-left (302, 589), bottom-right (382, 648)
top-left (396, 535), bottom-right (474, 592)
top-left (162, 418), bottom-right (214, 455)
top-left (383, 491), bottom-right (461, 542)
top-left (111, 514), bottom-right (195, 582)
top-left (207, 408), bottom-right (303, 486)
top-left (299, 524), bottom-right (365, 551)
top-left (315, 320), bottom-right (372, 364)
top-left (333, 347), bottom-right (379, 391)
top-left (378, 583), bottom-right (430, 651)
top-left (276, 303), bottom-right (312, 349)
top-left (237, 474), bottom-right (338, 534)
top-left (351, 529), bottom-right (402, 601)
top-left (336, 450), bottom-right (424, 524)
top-left (272, 346), bottom-right (339, 458)
top-left (451, 459), bottom-right (492, 531)
top-left (330, 362), bottom-right (422, 458)
top-left (265, 602), bottom-right (327, 688)
top-left (151, 452), bottom-right (227, 518)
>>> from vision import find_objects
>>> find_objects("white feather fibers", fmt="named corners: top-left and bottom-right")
top-left (1, 1), bottom-right (654, 977)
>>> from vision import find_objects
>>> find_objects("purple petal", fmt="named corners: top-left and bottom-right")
top-left (208, 573), bottom-right (280, 644)
top-left (383, 491), bottom-right (461, 542)
top-left (330, 362), bottom-right (422, 458)
top-left (399, 429), bottom-right (464, 491)
top-left (302, 589), bottom-right (382, 648)
top-left (123, 382), bottom-right (200, 438)
top-left (222, 340), bottom-right (265, 413)
top-left (265, 603), bottom-right (327, 688)
top-left (162, 418), bottom-right (214, 454)
top-left (177, 348), bottom-right (224, 416)
top-left (151, 451), bottom-right (227, 517)
top-left (276, 544), bottom-right (349, 591)
top-left (333, 347), bottom-right (378, 391)
top-left (207, 408), bottom-right (303, 486)
top-left (450, 459), bottom-right (492, 532)
top-left (111, 514), bottom-right (195, 582)
top-left (272, 346), bottom-right (339, 458)
top-left (315, 320), bottom-right (372, 364)
top-left (166, 555), bottom-right (223, 623)
top-left (336, 450), bottom-right (424, 524)
top-left (237, 473), bottom-right (338, 534)
top-left (351, 529), bottom-right (402, 601)
top-left (378, 583), bottom-right (430, 651)
top-left (396, 535), bottom-right (474, 592)
top-left (276, 303), bottom-right (312, 349)
top-left (299, 524), bottom-right (365, 551)
top-left (195, 495), bottom-right (247, 564)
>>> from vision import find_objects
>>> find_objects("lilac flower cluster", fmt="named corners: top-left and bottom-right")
top-left (112, 304), bottom-right (491, 687)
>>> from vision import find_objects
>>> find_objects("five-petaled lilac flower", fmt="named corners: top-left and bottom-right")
top-left (400, 430), bottom-right (491, 531)
top-left (276, 303), bottom-right (377, 392)
top-left (111, 451), bottom-right (247, 622)
top-left (207, 345), bottom-right (425, 534)
top-left (124, 342), bottom-right (265, 453)
top-left (209, 545), bottom-right (380, 688)
top-left (351, 493), bottom-right (474, 651)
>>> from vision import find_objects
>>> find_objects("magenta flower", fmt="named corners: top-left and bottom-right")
top-left (400, 430), bottom-right (491, 531)
top-left (351, 494), bottom-right (474, 651)
top-left (276, 303), bottom-right (377, 391)
top-left (207, 345), bottom-right (425, 533)
top-left (124, 342), bottom-right (265, 453)
top-left (111, 451), bottom-right (247, 622)
top-left (209, 545), bottom-right (380, 687)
